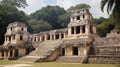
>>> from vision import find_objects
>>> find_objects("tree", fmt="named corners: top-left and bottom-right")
top-left (67, 3), bottom-right (90, 12)
top-left (0, 0), bottom-right (28, 45)
top-left (28, 19), bottom-right (53, 33)
top-left (58, 13), bottom-right (70, 28)
top-left (0, 0), bottom-right (28, 8)
top-left (101, 0), bottom-right (120, 30)
top-left (97, 20), bottom-right (114, 37)
top-left (30, 5), bottom-right (66, 29)
top-left (92, 17), bottom-right (106, 24)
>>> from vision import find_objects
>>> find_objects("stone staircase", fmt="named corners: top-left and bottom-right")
top-left (18, 40), bottom-right (61, 62)
top-left (56, 56), bottom-right (85, 63)
top-left (88, 37), bottom-right (120, 64)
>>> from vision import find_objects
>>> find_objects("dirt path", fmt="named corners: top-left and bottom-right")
top-left (0, 64), bottom-right (33, 67)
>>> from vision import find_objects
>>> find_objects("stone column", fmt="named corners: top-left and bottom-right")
top-left (8, 50), bottom-right (10, 58)
top-left (85, 25), bottom-right (90, 34)
top-left (4, 51), bottom-right (6, 58)
top-left (68, 27), bottom-right (71, 35)
top-left (64, 33), bottom-right (66, 38)
top-left (80, 26), bottom-right (83, 34)
top-left (59, 33), bottom-right (62, 39)
top-left (44, 34), bottom-right (47, 41)
top-left (50, 34), bottom-right (53, 40)
top-left (71, 17), bottom-right (73, 21)
top-left (53, 34), bottom-right (56, 40)
top-left (93, 25), bottom-right (96, 34)
top-left (74, 26), bottom-right (76, 34)
top-left (65, 47), bottom-right (73, 56)
top-left (40, 36), bottom-right (42, 41)
top-left (36, 37), bottom-right (39, 42)
top-left (12, 50), bottom-right (15, 58)
top-left (75, 17), bottom-right (77, 21)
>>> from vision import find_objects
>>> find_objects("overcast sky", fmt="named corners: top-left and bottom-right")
top-left (20, 0), bottom-right (109, 18)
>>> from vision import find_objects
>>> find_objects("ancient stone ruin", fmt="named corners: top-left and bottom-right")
top-left (0, 8), bottom-right (120, 64)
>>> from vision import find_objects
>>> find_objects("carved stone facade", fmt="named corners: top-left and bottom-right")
top-left (0, 8), bottom-right (120, 64)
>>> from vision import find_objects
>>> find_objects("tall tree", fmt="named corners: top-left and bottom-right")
top-left (0, 0), bottom-right (28, 45)
top-left (30, 5), bottom-right (66, 29)
top-left (101, 0), bottom-right (120, 30)
top-left (0, 0), bottom-right (28, 8)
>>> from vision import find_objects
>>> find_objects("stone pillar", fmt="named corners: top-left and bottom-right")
top-left (64, 33), bottom-right (66, 38)
top-left (68, 27), bottom-right (71, 35)
top-left (65, 47), bottom-right (72, 56)
top-left (36, 37), bottom-right (39, 42)
top-left (40, 36), bottom-right (42, 41)
top-left (80, 26), bottom-right (83, 34)
top-left (71, 17), bottom-right (73, 21)
top-left (85, 25), bottom-right (90, 34)
top-left (53, 34), bottom-right (56, 40)
top-left (44, 34), bottom-right (47, 41)
top-left (4, 51), bottom-right (6, 58)
top-left (93, 25), bottom-right (96, 34)
top-left (59, 33), bottom-right (62, 39)
top-left (8, 50), bottom-right (10, 58)
top-left (50, 34), bottom-right (53, 40)
top-left (75, 17), bottom-right (77, 21)
top-left (12, 50), bottom-right (15, 58)
top-left (74, 26), bottom-right (76, 34)
top-left (84, 48), bottom-right (87, 56)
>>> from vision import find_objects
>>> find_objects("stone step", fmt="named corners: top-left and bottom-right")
top-left (56, 56), bottom-right (85, 63)
top-left (88, 55), bottom-right (120, 64)
top-left (18, 40), bottom-right (61, 62)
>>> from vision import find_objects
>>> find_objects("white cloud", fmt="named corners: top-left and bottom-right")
top-left (20, 0), bottom-right (46, 14)
top-left (56, 0), bottom-right (108, 18)
top-left (20, 0), bottom-right (109, 18)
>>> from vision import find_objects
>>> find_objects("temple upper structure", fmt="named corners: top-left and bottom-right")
top-left (67, 8), bottom-right (96, 39)
top-left (4, 22), bottom-right (29, 46)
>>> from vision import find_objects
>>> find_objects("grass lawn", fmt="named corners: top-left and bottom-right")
top-left (0, 60), bottom-right (120, 67)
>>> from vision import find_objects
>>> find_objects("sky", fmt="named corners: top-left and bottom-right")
top-left (20, 0), bottom-right (109, 18)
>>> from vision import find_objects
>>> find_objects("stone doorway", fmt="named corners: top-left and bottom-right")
top-left (61, 48), bottom-right (65, 56)
top-left (10, 50), bottom-right (13, 57)
top-left (73, 47), bottom-right (78, 55)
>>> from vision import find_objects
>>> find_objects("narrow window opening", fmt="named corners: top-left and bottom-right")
top-left (20, 35), bottom-right (23, 40)
top-left (71, 27), bottom-right (74, 34)
top-left (82, 25), bottom-right (85, 33)
top-left (77, 16), bottom-right (80, 20)
top-left (76, 26), bottom-right (80, 34)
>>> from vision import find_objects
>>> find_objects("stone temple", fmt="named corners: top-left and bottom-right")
top-left (0, 8), bottom-right (120, 64)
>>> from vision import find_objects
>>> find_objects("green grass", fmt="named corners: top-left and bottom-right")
top-left (0, 60), bottom-right (120, 67)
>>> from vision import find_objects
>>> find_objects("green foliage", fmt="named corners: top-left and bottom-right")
top-left (67, 3), bottom-right (90, 12)
top-left (28, 19), bottom-right (53, 33)
top-left (58, 13), bottom-right (71, 28)
top-left (92, 17), bottom-right (106, 24)
top-left (30, 5), bottom-right (66, 29)
top-left (97, 20), bottom-right (114, 37)
top-left (0, 0), bottom-right (28, 8)
top-left (0, 4), bottom-right (28, 45)
top-left (101, 0), bottom-right (120, 30)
